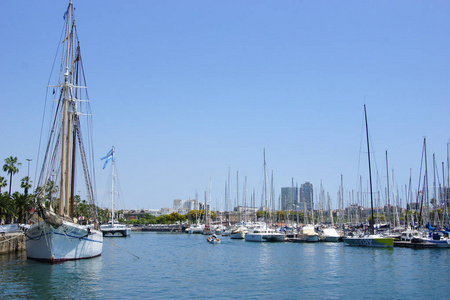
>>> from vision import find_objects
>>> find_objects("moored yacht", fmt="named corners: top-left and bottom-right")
top-left (343, 234), bottom-right (394, 247)
top-left (245, 225), bottom-right (285, 242)
top-left (230, 225), bottom-right (248, 239)
top-left (101, 221), bottom-right (131, 237)
top-left (320, 227), bottom-right (340, 242)
top-left (299, 225), bottom-right (319, 242)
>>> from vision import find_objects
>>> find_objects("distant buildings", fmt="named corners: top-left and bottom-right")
top-left (300, 181), bottom-right (314, 211)
top-left (280, 181), bottom-right (314, 212)
top-left (281, 187), bottom-right (298, 211)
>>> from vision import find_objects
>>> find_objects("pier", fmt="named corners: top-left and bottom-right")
top-left (0, 232), bottom-right (25, 254)
top-left (133, 224), bottom-right (188, 233)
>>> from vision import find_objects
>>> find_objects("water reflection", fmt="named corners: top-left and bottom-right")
top-left (1, 234), bottom-right (449, 299)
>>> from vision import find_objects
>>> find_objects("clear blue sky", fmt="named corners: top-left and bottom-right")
top-left (1, 1), bottom-right (449, 211)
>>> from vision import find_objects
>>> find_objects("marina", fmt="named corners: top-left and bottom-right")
top-left (1, 1), bottom-right (449, 299)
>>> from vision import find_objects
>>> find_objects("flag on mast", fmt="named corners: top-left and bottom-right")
top-left (101, 148), bottom-right (114, 169)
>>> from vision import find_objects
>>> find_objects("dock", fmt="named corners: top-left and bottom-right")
top-left (0, 232), bottom-right (26, 254)
top-left (135, 224), bottom-right (188, 232)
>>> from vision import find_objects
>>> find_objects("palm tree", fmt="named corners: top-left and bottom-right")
top-left (20, 176), bottom-right (32, 196)
top-left (44, 180), bottom-right (59, 212)
top-left (0, 176), bottom-right (7, 193)
top-left (0, 192), bottom-right (12, 224)
top-left (3, 156), bottom-right (21, 196)
top-left (11, 192), bottom-right (32, 224)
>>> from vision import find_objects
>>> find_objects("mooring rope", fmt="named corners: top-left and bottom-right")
top-left (106, 239), bottom-right (140, 259)
top-left (0, 233), bottom-right (24, 244)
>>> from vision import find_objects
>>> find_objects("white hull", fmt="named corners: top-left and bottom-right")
top-left (343, 235), bottom-right (393, 248)
top-left (230, 231), bottom-right (246, 239)
top-left (26, 220), bottom-right (103, 262)
top-left (245, 232), bottom-right (285, 242)
top-left (424, 238), bottom-right (450, 248)
top-left (299, 225), bottom-right (319, 242)
top-left (320, 228), bottom-right (340, 242)
top-left (304, 235), bottom-right (320, 242)
top-left (101, 224), bottom-right (131, 237)
top-left (322, 236), bottom-right (340, 242)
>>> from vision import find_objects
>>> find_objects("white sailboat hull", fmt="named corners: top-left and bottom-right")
top-left (26, 220), bottom-right (103, 262)
top-left (343, 235), bottom-right (393, 248)
top-left (230, 231), bottom-right (246, 239)
top-left (322, 236), bottom-right (340, 242)
top-left (320, 228), bottom-right (340, 242)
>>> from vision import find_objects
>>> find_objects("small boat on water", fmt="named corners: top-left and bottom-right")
top-left (207, 234), bottom-right (221, 244)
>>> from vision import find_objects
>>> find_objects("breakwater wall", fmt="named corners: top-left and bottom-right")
top-left (132, 224), bottom-right (188, 233)
top-left (0, 233), bottom-right (25, 254)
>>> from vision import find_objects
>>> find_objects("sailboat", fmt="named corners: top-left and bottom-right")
top-left (343, 105), bottom-right (393, 248)
top-left (245, 149), bottom-right (285, 242)
top-left (100, 147), bottom-right (131, 237)
top-left (25, 0), bottom-right (103, 262)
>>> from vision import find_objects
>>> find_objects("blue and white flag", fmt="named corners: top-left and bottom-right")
top-left (101, 148), bottom-right (114, 169)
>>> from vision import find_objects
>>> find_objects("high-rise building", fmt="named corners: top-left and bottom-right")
top-left (281, 187), bottom-right (299, 211)
top-left (300, 181), bottom-right (314, 211)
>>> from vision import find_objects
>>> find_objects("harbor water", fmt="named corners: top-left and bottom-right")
top-left (1, 232), bottom-right (449, 299)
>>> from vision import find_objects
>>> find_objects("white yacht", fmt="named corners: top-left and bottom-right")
top-left (230, 225), bottom-right (248, 239)
top-left (245, 225), bottom-right (285, 242)
top-left (298, 225), bottom-right (319, 242)
top-left (101, 222), bottom-right (131, 237)
top-left (320, 227), bottom-right (340, 242)
top-left (187, 224), bottom-right (204, 234)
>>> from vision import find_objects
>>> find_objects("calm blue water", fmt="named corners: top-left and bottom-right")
top-left (1, 232), bottom-right (449, 299)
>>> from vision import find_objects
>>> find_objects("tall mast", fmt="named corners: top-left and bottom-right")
top-left (111, 147), bottom-right (116, 225)
top-left (236, 171), bottom-right (239, 222)
top-left (60, 1), bottom-right (73, 216)
top-left (364, 105), bottom-right (375, 234)
top-left (418, 138), bottom-right (428, 227)
top-left (263, 148), bottom-right (268, 220)
top-left (385, 151), bottom-right (391, 231)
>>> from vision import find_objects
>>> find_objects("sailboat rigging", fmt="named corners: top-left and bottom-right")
top-left (343, 105), bottom-right (393, 247)
top-left (25, 0), bottom-right (103, 262)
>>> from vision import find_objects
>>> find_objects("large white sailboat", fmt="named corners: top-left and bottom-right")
top-left (25, 0), bottom-right (103, 262)
top-left (101, 147), bottom-right (131, 237)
